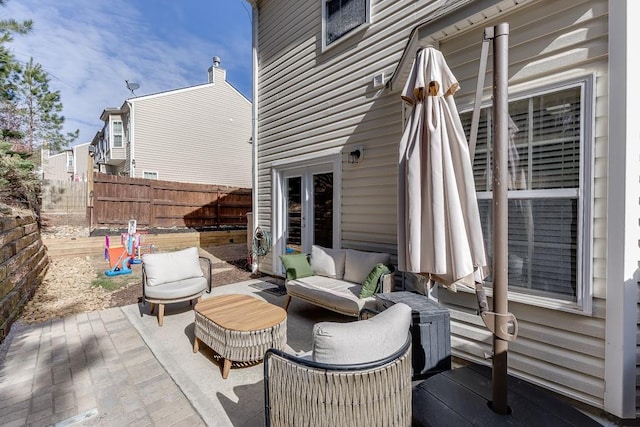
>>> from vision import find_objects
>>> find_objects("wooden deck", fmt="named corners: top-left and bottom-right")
top-left (412, 364), bottom-right (602, 426)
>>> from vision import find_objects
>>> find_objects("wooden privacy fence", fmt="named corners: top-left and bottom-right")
top-left (90, 173), bottom-right (252, 229)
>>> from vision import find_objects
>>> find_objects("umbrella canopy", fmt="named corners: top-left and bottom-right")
top-left (398, 46), bottom-right (489, 292)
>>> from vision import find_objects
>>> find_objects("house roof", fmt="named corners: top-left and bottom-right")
top-left (99, 107), bottom-right (126, 121)
top-left (123, 81), bottom-right (216, 105)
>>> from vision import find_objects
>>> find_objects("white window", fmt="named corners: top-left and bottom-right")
top-left (143, 171), bottom-right (158, 180)
top-left (66, 152), bottom-right (74, 170)
top-left (460, 76), bottom-right (594, 313)
top-left (322, 0), bottom-right (369, 49)
top-left (112, 120), bottom-right (123, 148)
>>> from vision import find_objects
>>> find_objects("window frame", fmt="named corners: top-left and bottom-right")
top-left (462, 75), bottom-right (595, 315)
top-left (111, 120), bottom-right (124, 149)
top-left (143, 171), bottom-right (158, 180)
top-left (66, 151), bottom-right (74, 170)
top-left (321, 0), bottom-right (371, 51)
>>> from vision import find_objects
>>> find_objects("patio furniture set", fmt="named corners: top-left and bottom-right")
top-left (139, 245), bottom-right (447, 426)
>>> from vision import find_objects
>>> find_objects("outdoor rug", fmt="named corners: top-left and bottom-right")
top-left (248, 281), bottom-right (287, 296)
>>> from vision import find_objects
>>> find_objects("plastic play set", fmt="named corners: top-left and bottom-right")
top-left (104, 220), bottom-right (155, 276)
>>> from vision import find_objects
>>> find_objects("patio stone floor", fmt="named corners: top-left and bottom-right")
top-left (0, 279), bottom-right (613, 426)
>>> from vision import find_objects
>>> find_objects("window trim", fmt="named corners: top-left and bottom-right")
top-left (321, 0), bottom-right (371, 52)
top-left (462, 74), bottom-right (595, 315)
top-left (142, 171), bottom-right (159, 180)
top-left (66, 151), bottom-right (74, 170)
top-left (111, 120), bottom-right (124, 149)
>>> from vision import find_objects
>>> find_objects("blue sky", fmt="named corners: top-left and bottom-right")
top-left (3, 0), bottom-right (253, 146)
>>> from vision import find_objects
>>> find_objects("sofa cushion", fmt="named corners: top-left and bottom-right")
top-left (310, 245), bottom-right (346, 279)
top-left (343, 249), bottom-right (391, 284)
top-left (285, 275), bottom-right (376, 316)
top-left (312, 303), bottom-right (411, 364)
top-left (144, 277), bottom-right (207, 299)
top-left (143, 247), bottom-right (203, 287)
top-left (359, 263), bottom-right (391, 299)
top-left (280, 253), bottom-right (314, 280)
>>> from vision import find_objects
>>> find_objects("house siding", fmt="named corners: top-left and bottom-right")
top-left (256, 0), bottom-right (445, 272)
top-left (434, 0), bottom-right (608, 408)
top-left (129, 70), bottom-right (252, 188)
top-left (42, 151), bottom-right (71, 182)
top-left (255, 0), bottom-right (615, 412)
top-left (42, 143), bottom-right (91, 182)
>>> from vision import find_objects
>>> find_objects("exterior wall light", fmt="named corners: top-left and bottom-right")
top-left (348, 146), bottom-right (364, 164)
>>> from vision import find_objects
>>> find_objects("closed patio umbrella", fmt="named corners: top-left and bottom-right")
top-left (399, 26), bottom-right (518, 415)
top-left (398, 46), bottom-right (489, 294)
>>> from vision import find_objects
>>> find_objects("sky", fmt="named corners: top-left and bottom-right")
top-left (2, 0), bottom-right (253, 147)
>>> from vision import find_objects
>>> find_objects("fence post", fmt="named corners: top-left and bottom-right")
top-left (149, 179), bottom-right (155, 228)
top-left (216, 189), bottom-right (221, 228)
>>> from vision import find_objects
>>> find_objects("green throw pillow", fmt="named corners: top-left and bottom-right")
top-left (279, 253), bottom-right (313, 280)
top-left (359, 263), bottom-right (391, 298)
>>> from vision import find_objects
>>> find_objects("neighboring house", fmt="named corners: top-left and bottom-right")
top-left (41, 142), bottom-right (91, 182)
top-left (91, 58), bottom-right (252, 188)
top-left (246, 0), bottom-right (639, 420)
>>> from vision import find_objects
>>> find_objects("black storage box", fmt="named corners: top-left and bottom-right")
top-left (376, 291), bottom-right (451, 380)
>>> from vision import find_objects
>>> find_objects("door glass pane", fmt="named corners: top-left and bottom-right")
top-left (286, 176), bottom-right (302, 254)
top-left (313, 172), bottom-right (333, 248)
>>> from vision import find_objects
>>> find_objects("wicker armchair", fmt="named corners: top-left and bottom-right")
top-left (263, 303), bottom-right (413, 427)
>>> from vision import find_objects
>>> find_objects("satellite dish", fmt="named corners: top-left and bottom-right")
top-left (125, 80), bottom-right (140, 95)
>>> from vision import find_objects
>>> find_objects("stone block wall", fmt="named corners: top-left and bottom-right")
top-left (0, 204), bottom-right (49, 341)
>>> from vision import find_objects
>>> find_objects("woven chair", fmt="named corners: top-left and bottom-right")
top-left (263, 303), bottom-right (412, 427)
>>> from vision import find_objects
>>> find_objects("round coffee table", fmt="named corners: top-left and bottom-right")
top-left (193, 294), bottom-right (287, 379)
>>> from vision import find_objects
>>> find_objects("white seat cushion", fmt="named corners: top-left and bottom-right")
top-left (311, 303), bottom-right (411, 364)
top-left (144, 276), bottom-right (207, 300)
top-left (286, 275), bottom-right (374, 316)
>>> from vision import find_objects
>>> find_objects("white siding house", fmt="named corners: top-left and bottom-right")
top-left (91, 60), bottom-right (253, 188)
top-left (247, 0), bottom-right (639, 420)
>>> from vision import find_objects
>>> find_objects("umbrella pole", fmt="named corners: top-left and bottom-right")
top-left (491, 22), bottom-right (510, 415)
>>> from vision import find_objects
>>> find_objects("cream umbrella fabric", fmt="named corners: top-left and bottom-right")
top-left (398, 47), bottom-right (489, 292)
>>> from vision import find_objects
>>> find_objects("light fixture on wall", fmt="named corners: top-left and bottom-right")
top-left (348, 146), bottom-right (364, 164)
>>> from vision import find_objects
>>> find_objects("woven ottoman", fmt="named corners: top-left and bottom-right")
top-left (193, 294), bottom-right (287, 378)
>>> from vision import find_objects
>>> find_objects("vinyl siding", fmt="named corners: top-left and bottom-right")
top-left (256, 0), bottom-right (452, 273)
top-left (42, 151), bottom-right (71, 181)
top-left (255, 0), bottom-right (612, 411)
top-left (73, 143), bottom-right (90, 181)
top-left (434, 0), bottom-right (608, 408)
top-left (43, 143), bottom-right (91, 181)
top-left (131, 70), bottom-right (252, 188)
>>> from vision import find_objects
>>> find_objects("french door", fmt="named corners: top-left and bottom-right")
top-left (282, 165), bottom-right (335, 255)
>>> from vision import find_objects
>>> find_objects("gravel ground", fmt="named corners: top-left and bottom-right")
top-left (19, 224), bottom-right (273, 324)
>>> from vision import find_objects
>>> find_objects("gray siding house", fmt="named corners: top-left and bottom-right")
top-left (246, 0), bottom-right (639, 420)
top-left (91, 59), bottom-right (252, 188)
top-left (42, 142), bottom-right (91, 182)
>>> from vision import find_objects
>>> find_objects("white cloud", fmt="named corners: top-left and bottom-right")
top-left (2, 0), bottom-right (252, 146)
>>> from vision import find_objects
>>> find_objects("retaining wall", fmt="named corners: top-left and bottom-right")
top-left (0, 205), bottom-right (49, 341)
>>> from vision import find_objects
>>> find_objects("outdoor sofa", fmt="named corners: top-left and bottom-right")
top-left (280, 245), bottom-right (394, 318)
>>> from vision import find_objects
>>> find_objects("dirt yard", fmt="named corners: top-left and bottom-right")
top-left (19, 224), bottom-right (272, 324)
